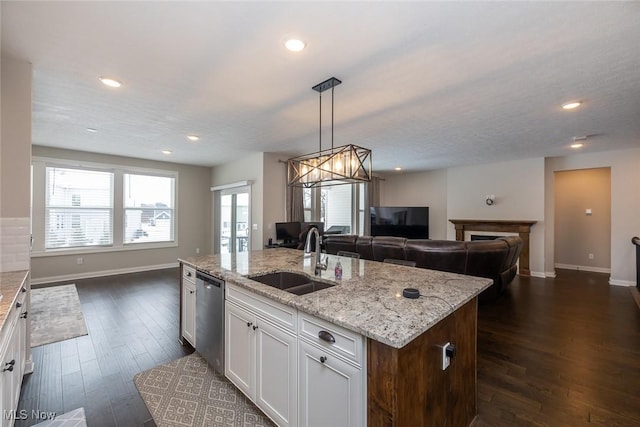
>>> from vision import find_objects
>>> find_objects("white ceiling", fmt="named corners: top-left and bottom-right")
top-left (2, 1), bottom-right (639, 172)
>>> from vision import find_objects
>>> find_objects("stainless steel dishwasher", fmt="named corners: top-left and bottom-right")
top-left (195, 270), bottom-right (225, 374)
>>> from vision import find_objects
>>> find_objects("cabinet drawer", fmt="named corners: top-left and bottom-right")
top-left (226, 283), bottom-right (297, 333)
top-left (182, 264), bottom-right (196, 284)
top-left (298, 313), bottom-right (363, 367)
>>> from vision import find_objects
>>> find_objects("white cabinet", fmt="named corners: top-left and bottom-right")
top-left (225, 301), bottom-right (254, 396)
top-left (298, 340), bottom-right (363, 427)
top-left (255, 317), bottom-right (297, 426)
top-left (297, 313), bottom-right (365, 427)
top-left (225, 284), bottom-right (297, 427)
top-left (181, 264), bottom-right (196, 346)
top-left (1, 287), bottom-right (28, 427)
top-left (224, 283), bottom-right (365, 427)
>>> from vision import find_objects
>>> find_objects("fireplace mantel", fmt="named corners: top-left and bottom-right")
top-left (449, 219), bottom-right (537, 276)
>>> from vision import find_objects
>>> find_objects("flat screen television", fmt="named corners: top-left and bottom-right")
top-left (370, 206), bottom-right (429, 239)
top-left (275, 221), bottom-right (301, 243)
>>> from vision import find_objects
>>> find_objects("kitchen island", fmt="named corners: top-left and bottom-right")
top-left (180, 248), bottom-right (492, 426)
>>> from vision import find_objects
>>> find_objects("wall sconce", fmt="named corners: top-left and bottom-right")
top-left (485, 194), bottom-right (495, 206)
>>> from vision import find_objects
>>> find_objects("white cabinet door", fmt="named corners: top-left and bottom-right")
top-left (256, 320), bottom-right (297, 427)
top-left (1, 314), bottom-right (20, 427)
top-left (181, 280), bottom-right (196, 346)
top-left (298, 340), bottom-right (363, 427)
top-left (225, 301), bottom-right (255, 398)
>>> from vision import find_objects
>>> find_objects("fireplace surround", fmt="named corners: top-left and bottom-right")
top-left (450, 219), bottom-right (537, 276)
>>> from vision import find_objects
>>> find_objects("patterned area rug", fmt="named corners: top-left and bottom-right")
top-left (33, 407), bottom-right (87, 426)
top-left (134, 353), bottom-right (274, 427)
top-left (30, 284), bottom-right (88, 347)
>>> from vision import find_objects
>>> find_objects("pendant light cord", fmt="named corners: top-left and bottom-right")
top-left (331, 87), bottom-right (334, 150)
top-left (319, 92), bottom-right (322, 153)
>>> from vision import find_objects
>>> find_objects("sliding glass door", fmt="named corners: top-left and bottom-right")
top-left (219, 186), bottom-right (250, 254)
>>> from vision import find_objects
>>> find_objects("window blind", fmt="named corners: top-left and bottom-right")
top-left (45, 167), bottom-right (114, 249)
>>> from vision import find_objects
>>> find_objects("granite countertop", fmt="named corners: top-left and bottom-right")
top-left (0, 270), bottom-right (29, 332)
top-left (180, 249), bottom-right (492, 348)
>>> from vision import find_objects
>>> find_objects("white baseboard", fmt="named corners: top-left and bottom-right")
top-left (545, 271), bottom-right (557, 278)
top-left (554, 263), bottom-right (611, 274)
top-left (31, 262), bottom-right (179, 285)
top-left (609, 279), bottom-right (635, 287)
top-left (530, 271), bottom-right (547, 278)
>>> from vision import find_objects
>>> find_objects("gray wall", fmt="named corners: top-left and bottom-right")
top-left (545, 148), bottom-right (640, 285)
top-left (31, 146), bottom-right (212, 283)
top-left (380, 150), bottom-right (640, 285)
top-left (262, 153), bottom-right (287, 245)
top-left (211, 152), bottom-right (264, 251)
top-left (0, 55), bottom-right (32, 273)
top-left (1, 55), bottom-right (31, 218)
top-left (554, 168), bottom-right (611, 271)
top-left (380, 169), bottom-right (448, 240)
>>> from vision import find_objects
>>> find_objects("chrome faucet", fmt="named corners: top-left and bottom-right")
top-left (304, 227), bottom-right (327, 275)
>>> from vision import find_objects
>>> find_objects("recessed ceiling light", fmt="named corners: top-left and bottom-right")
top-left (161, 150), bottom-right (172, 155)
top-left (570, 143), bottom-right (584, 149)
top-left (99, 76), bottom-right (122, 88)
top-left (394, 167), bottom-right (402, 171)
top-left (285, 39), bottom-right (306, 52)
top-left (186, 135), bottom-right (200, 141)
top-left (561, 101), bottom-right (582, 110)
top-left (86, 128), bottom-right (97, 133)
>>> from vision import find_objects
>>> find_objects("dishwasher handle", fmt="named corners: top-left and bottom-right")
top-left (196, 271), bottom-right (224, 288)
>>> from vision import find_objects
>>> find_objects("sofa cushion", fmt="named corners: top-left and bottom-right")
top-left (324, 235), bottom-right (358, 255)
top-left (355, 236), bottom-right (374, 260)
top-left (371, 236), bottom-right (407, 262)
top-left (405, 240), bottom-right (467, 274)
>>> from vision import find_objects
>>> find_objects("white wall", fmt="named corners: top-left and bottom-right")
top-left (30, 146), bottom-right (212, 283)
top-left (380, 169), bottom-right (447, 239)
top-left (545, 148), bottom-right (640, 285)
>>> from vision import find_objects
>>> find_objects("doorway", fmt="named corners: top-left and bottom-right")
top-left (216, 185), bottom-right (250, 254)
top-left (554, 168), bottom-right (611, 273)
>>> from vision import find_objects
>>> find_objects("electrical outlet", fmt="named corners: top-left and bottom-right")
top-left (588, 253), bottom-right (594, 260)
top-left (76, 257), bottom-right (83, 265)
top-left (441, 342), bottom-right (451, 371)
top-left (196, 248), bottom-right (200, 254)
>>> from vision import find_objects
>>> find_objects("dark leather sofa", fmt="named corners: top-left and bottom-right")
top-left (323, 235), bottom-right (523, 302)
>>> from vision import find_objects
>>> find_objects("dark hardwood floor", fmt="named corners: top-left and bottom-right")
top-left (18, 267), bottom-right (640, 426)
top-left (475, 269), bottom-right (640, 426)
top-left (17, 269), bottom-right (193, 427)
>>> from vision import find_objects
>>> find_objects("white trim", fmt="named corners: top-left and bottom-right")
top-left (34, 155), bottom-right (178, 177)
top-left (544, 271), bottom-right (557, 278)
top-left (554, 263), bottom-right (611, 274)
top-left (30, 262), bottom-right (179, 285)
top-left (31, 242), bottom-right (178, 258)
top-left (609, 279), bottom-right (634, 287)
top-left (211, 180), bottom-right (251, 192)
top-left (530, 271), bottom-right (547, 278)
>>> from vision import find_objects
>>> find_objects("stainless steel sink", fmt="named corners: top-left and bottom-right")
top-left (249, 271), bottom-right (335, 295)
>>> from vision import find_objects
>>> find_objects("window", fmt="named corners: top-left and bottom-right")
top-left (304, 182), bottom-right (366, 235)
top-left (124, 173), bottom-right (175, 244)
top-left (34, 159), bottom-right (178, 255)
top-left (45, 167), bottom-right (114, 249)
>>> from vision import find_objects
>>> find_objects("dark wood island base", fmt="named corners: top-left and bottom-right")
top-left (367, 298), bottom-right (478, 426)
